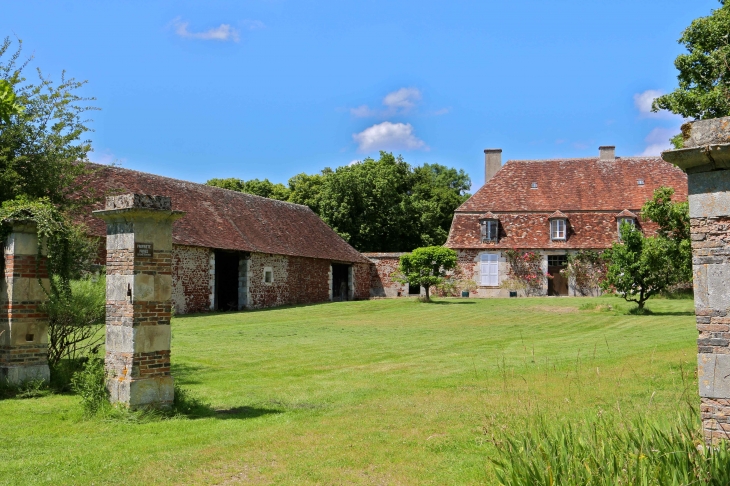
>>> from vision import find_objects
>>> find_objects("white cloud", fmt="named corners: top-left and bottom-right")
top-left (633, 89), bottom-right (683, 120)
top-left (241, 19), bottom-right (266, 30)
top-left (383, 87), bottom-right (421, 111)
top-left (90, 149), bottom-right (125, 166)
top-left (638, 127), bottom-right (678, 156)
top-left (351, 87), bottom-right (423, 117)
top-left (352, 122), bottom-right (428, 152)
top-left (348, 160), bottom-right (361, 166)
top-left (173, 18), bottom-right (240, 42)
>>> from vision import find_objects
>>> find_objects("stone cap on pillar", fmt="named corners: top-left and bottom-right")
top-left (92, 193), bottom-right (185, 222)
top-left (662, 117), bottom-right (730, 173)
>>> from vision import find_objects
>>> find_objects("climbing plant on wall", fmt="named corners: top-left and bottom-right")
top-left (504, 249), bottom-right (547, 296)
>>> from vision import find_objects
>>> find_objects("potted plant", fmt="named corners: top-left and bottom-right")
top-left (501, 277), bottom-right (524, 297)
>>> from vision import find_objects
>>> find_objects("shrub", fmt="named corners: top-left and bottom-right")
top-left (44, 274), bottom-right (106, 368)
top-left (504, 249), bottom-right (547, 296)
top-left (491, 409), bottom-right (730, 486)
top-left (560, 250), bottom-right (607, 297)
top-left (71, 356), bottom-right (109, 416)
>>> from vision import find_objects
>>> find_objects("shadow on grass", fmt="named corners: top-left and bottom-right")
top-left (173, 387), bottom-right (283, 420)
top-left (427, 300), bottom-right (477, 305)
top-left (170, 363), bottom-right (206, 385)
top-left (640, 311), bottom-right (695, 316)
top-left (213, 406), bottom-right (283, 420)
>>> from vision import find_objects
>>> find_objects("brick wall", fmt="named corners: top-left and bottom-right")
top-left (247, 253), bottom-right (331, 309)
top-left (171, 245), bottom-right (212, 314)
top-left (352, 262), bottom-right (371, 299)
top-left (365, 254), bottom-right (407, 297)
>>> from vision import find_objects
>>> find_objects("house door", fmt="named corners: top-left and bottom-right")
top-left (547, 255), bottom-right (568, 296)
top-left (332, 263), bottom-right (350, 302)
top-left (215, 250), bottom-right (240, 310)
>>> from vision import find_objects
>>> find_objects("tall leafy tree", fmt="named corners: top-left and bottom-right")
top-left (0, 37), bottom-right (97, 211)
top-left (653, 1), bottom-right (730, 120)
top-left (205, 177), bottom-right (291, 201)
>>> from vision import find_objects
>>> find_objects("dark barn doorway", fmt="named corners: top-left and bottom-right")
top-left (408, 284), bottom-right (421, 295)
top-left (332, 263), bottom-right (350, 302)
top-left (547, 254), bottom-right (569, 296)
top-left (215, 250), bottom-right (240, 311)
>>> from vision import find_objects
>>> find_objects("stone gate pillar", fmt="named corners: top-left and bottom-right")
top-left (93, 194), bottom-right (184, 409)
top-left (663, 116), bottom-right (730, 443)
top-left (0, 221), bottom-right (50, 384)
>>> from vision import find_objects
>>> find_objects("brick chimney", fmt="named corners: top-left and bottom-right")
top-left (484, 149), bottom-right (502, 184)
top-left (599, 146), bottom-right (616, 160)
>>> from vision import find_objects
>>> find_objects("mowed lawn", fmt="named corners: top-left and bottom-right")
top-left (0, 296), bottom-right (697, 485)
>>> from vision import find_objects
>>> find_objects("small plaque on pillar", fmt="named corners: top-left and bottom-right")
top-left (135, 242), bottom-right (154, 257)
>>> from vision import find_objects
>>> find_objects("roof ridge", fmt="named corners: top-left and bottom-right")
top-left (88, 162), bottom-right (312, 211)
top-left (505, 156), bottom-right (664, 163)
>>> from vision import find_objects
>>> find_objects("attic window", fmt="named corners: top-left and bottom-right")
top-left (530, 182), bottom-right (538, 189)
top-left (550, 219), bottom-right (567, 241)
top-left (637, 179), bottom-right (645, 186)
top-left (480, 219), bottom-right (499, 243)
top-left (617, 217), bottom-right (636, 240)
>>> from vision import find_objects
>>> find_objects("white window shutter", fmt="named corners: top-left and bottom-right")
top-left (480, 254), bottom-right (499, 286)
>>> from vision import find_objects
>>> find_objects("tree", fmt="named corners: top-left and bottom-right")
top-left (205, 177), bottom-right (291, 201)
top-left (641, 186), bottom-right (692, 283)
top-left (0, 37), bottom-right (97, 211)
top-left (601, 223), bottom-right (684, 310)
top-left (0, 79), bottom-right (22, 123)
top-left (653, 1), bottom-right (730, 119)
top-left (393, 246), bottom-right (457, 302)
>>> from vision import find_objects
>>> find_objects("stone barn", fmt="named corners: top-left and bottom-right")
top-left (444, 146), bottom-right (688, 296)
top-left (83, 165), bottom-right (371, 313)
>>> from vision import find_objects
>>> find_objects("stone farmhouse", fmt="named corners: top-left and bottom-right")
top-left (443, 146), bottom-right (688, 296)
top-left (82, 165), bottom-right (371, 314)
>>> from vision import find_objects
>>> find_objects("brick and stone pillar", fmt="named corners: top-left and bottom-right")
top-left (93, 194), bottom-right (184, 409)
top-left (0, 221), bottom-right (50, 384)
top-left (663, 116), bottom-right (730, 443)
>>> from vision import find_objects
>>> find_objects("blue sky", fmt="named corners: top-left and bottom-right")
top-left (2, 0), bottom-right (719, 188)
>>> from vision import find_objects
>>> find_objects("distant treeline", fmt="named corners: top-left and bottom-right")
top-left (206, 152), bottom-right (471, 252)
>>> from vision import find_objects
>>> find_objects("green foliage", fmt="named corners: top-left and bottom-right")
top-left (670, 133), bottom-right (684, 149)
top-left (560, 250), bottom-right (607, 296)
top-left (491, 409), bottom-right (730, 486)
top-left (44, 274), bottom-right (105, 367)
top-left (504, 249), bottom-right (546, 296)
top-left (0, 78), bottom-right (22, 123)
top-left (0, 197), bottom-right (99, 297)
top-left (653, 2), bottom-right (730, 119)
top-left (205, 177), bottom-right (291, 201)
top-left (0, 37), bottom-right (98, 210)
top-left (70, 356), bottom-right (108, 416)
top-left (393, 246), bottom-right (457, 301)
top-left (206, 152), bottom-right (470, 251)
top-left (642, 186), bottom-right (692, 284)
top-left (602, 224), bottom-right (685, 310)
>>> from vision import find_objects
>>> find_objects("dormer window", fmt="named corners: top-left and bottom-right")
top-left (551, 219), bottom-right (566, 240)
top-left (615, 210), bottom-right (638, 239)
top-left (548, 210), bottom-right (568, 241)
top-left (530, 182), bottom-right (538, 189)
top-left (479, 212), bottom-right (499, 243)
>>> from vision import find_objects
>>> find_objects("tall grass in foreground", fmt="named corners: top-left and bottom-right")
top-left (491, 409), bottom-right (730, 486)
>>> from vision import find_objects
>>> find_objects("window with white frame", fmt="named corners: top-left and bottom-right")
top-left (550, 219), bottom-right (567, 240)
top-left (480, 219), bottom-right (499, 242)
top-left (263, 267), bottom-right (273, 284)
top-left (480, 253), bottom-right (499, 286)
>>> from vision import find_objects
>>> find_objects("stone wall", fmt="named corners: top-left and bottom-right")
top-left (364, 253), bottom-right (407, 297)
top-left (247, 253), bottom-right (331, 309)
top-left (691, 214), bottom-right (730, 441)
top-left (171, 245), bottom-right (212, 314)
top-left (352, 262), bottom-right (371, 299)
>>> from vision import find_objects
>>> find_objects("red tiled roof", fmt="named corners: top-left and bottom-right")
top-left (81, 165), bottom-right (368, 263)
top-left (457, 157), bottom-right (687, 212)
top-left (446, 156), bottom-right (686, 250)
top-left (478, 212), bottom-right (498, 220)
top-left (615, 209), bottom-right (638, 219)
top-left (548, 210), bottom-right (567, 219)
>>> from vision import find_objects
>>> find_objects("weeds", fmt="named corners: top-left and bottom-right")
top-left (491, 408), bottom-right (730, 486)
top-left (71, 356), bottom-right (109, 416)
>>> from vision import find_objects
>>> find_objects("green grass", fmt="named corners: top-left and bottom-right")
top-left (0, 296), bottom-right (697, 485)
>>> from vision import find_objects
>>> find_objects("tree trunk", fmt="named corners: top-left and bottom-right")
top-left (424, 285), bottom-right (430, 302)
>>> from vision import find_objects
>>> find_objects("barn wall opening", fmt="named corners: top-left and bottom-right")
top-left (408, 284), bottom-right (420, 295)
top-left (215, 250), bottom-right (240, 310)
top-left (331, 263), bottom-right (351, 302)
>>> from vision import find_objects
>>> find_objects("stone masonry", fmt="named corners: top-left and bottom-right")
top-left (0, 222), bottom-right (50, 384)
top-left (663, 116), bottom-right (730, 443)
top-left (93, 194), bottom-right (184, 409)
